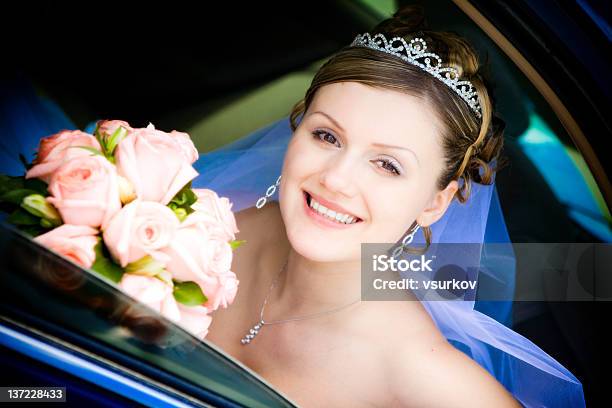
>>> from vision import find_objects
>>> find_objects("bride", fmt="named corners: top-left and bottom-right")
top-left (199, 6), bottom-right (541, 407)
top-left (205, 82), bottom-right (520, 406)
top-left (194, 5), bottom-right (587, 407)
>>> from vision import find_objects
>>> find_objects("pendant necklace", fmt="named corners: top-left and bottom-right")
top-left (241, 259), bottom-right (361, 345)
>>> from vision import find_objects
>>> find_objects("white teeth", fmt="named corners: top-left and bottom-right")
top-left (308, 194), bottom-right (358, 224)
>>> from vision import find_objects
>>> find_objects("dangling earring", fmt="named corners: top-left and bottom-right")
top-left (391, 222), bottom-right (421, 260)
top-left (256, 175), bottom-right (282, 209)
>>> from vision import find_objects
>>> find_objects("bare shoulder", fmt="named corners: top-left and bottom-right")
top-left (354, 301), bottom-right (519, 407)
top-left (382, 315), bottom-right (521, 407)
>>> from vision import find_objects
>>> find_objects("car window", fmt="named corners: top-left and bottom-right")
top-left (0, 223), bottom-right (296, 407)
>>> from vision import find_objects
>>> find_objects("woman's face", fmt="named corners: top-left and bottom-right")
top-left (279, 82), bottom-right (457, 262)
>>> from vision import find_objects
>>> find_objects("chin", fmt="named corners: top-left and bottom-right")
top-left (290, 237), bottom-right (358, 263)
top-left (283, 219), bottom-right (361, 262)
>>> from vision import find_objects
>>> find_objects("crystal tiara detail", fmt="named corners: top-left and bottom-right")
top-left (350, 33), bottom-right (482, 119)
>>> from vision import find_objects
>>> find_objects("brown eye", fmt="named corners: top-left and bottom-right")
top-left (374, 158), bottom-right (402, 176)
top-left (312, 130), bottom-right (341, 147)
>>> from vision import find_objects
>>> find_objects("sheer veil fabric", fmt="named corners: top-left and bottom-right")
top-left (193, 116), bottom-right (586, 408)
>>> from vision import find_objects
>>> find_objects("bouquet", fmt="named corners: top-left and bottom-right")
top-left (0, 120), bottom-right (243, 340)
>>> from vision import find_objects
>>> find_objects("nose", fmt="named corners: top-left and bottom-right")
top-left (318, 155), bottom-right (359, 198)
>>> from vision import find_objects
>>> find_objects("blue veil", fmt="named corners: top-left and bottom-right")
top-left (192, 117), bottom-right (586, 408)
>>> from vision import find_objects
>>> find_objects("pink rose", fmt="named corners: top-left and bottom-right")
top-left (47, 155), bottom-right (121, 228)
top-left (26, 130), bottom-right (102, 183)
top-left (103, 200), bottom-right (179, 267)
top-left (34, 224), bottom-right (99, 269)
top-left (119, 274), bottom-right (213, 339)
top-left (177, 304), bottom-right (213, 339)
top-left (96, 119), bottom-right (133, 138)
top-left (119, 274), bottom-right (181, 323)
top-left (170, 130), bottom-right (198, 164)
top-left (162, 211), bottom-right (234, 286)
top-left (191, 189), bottom-right (239, 241)
top-left (115, 124), bottom-right (198, 205)
top-left (202, 230), bottom-right (234, 275)
top-left (204, 271), bottom-right (239, 311)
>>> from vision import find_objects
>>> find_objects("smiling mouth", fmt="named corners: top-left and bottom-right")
top-left (303, 190), bottom-right (363, 223)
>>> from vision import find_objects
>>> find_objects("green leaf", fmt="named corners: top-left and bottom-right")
top-left (23, 178), bottom-right (49, 196)
top-left (1, 188), bottom-right (40, 205)
top-left (20, 194), bottom-right (62, 226)
top-left (125, 255), bottom-right (165, 276)
top-left (173, 281), bottom-right (208, 306)
top-left (169, 182), bottom-right (197, 207)
top-left (173, 207), bottom-right (188, 222)
top-left (0, 175), bottom-right (25, 196)
top-left (7, 208), bottom-right (40, 225)
top-left (40, 218), bottom-right (56, 229)
top-left (230, 239), bottom-right (246, 250)
top-left (106, 126), bottom-right (128, 154)
top-left (90, 241), bottom-right (125, 283)
top-left (95, 126), bottom-right (108, 152)
top-left (184, 188), bottom-right (197, 206)
top-left (167, 183), bottom-right (198, 220)
top-left (172, 192), bottom-right (188, 206)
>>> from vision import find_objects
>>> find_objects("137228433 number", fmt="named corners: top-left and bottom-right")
top-left (0, 387), bottom-right (66, 402)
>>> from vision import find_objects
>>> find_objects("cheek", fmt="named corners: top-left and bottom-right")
top-left (373, 198), bottom-right (408, 230)
top-left (279, 140), bottom-right (309, 213)
top-left (367, 184), bottom-right (426, 239)
top-left (282, 137), bottom-right (322, 180)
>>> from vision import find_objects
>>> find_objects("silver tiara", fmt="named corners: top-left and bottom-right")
top-left (351, 33), bottom-right (482, 118)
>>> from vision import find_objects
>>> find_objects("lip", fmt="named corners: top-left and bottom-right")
top-left (302, 190), bottom-right (362, 229)
top-left (304, 190), bottom-right (362, 220)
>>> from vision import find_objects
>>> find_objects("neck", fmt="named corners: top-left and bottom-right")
top-left (267, 248), bottom-right (362, 317)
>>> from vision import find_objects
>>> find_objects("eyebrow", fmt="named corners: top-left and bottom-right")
top-left (309, 110), bottom-right (420, 165)
top-left (310, 111), bottom-right (345, 132)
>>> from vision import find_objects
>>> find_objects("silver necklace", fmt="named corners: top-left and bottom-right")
top-left (240, 259), bottom-right (361, 345)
